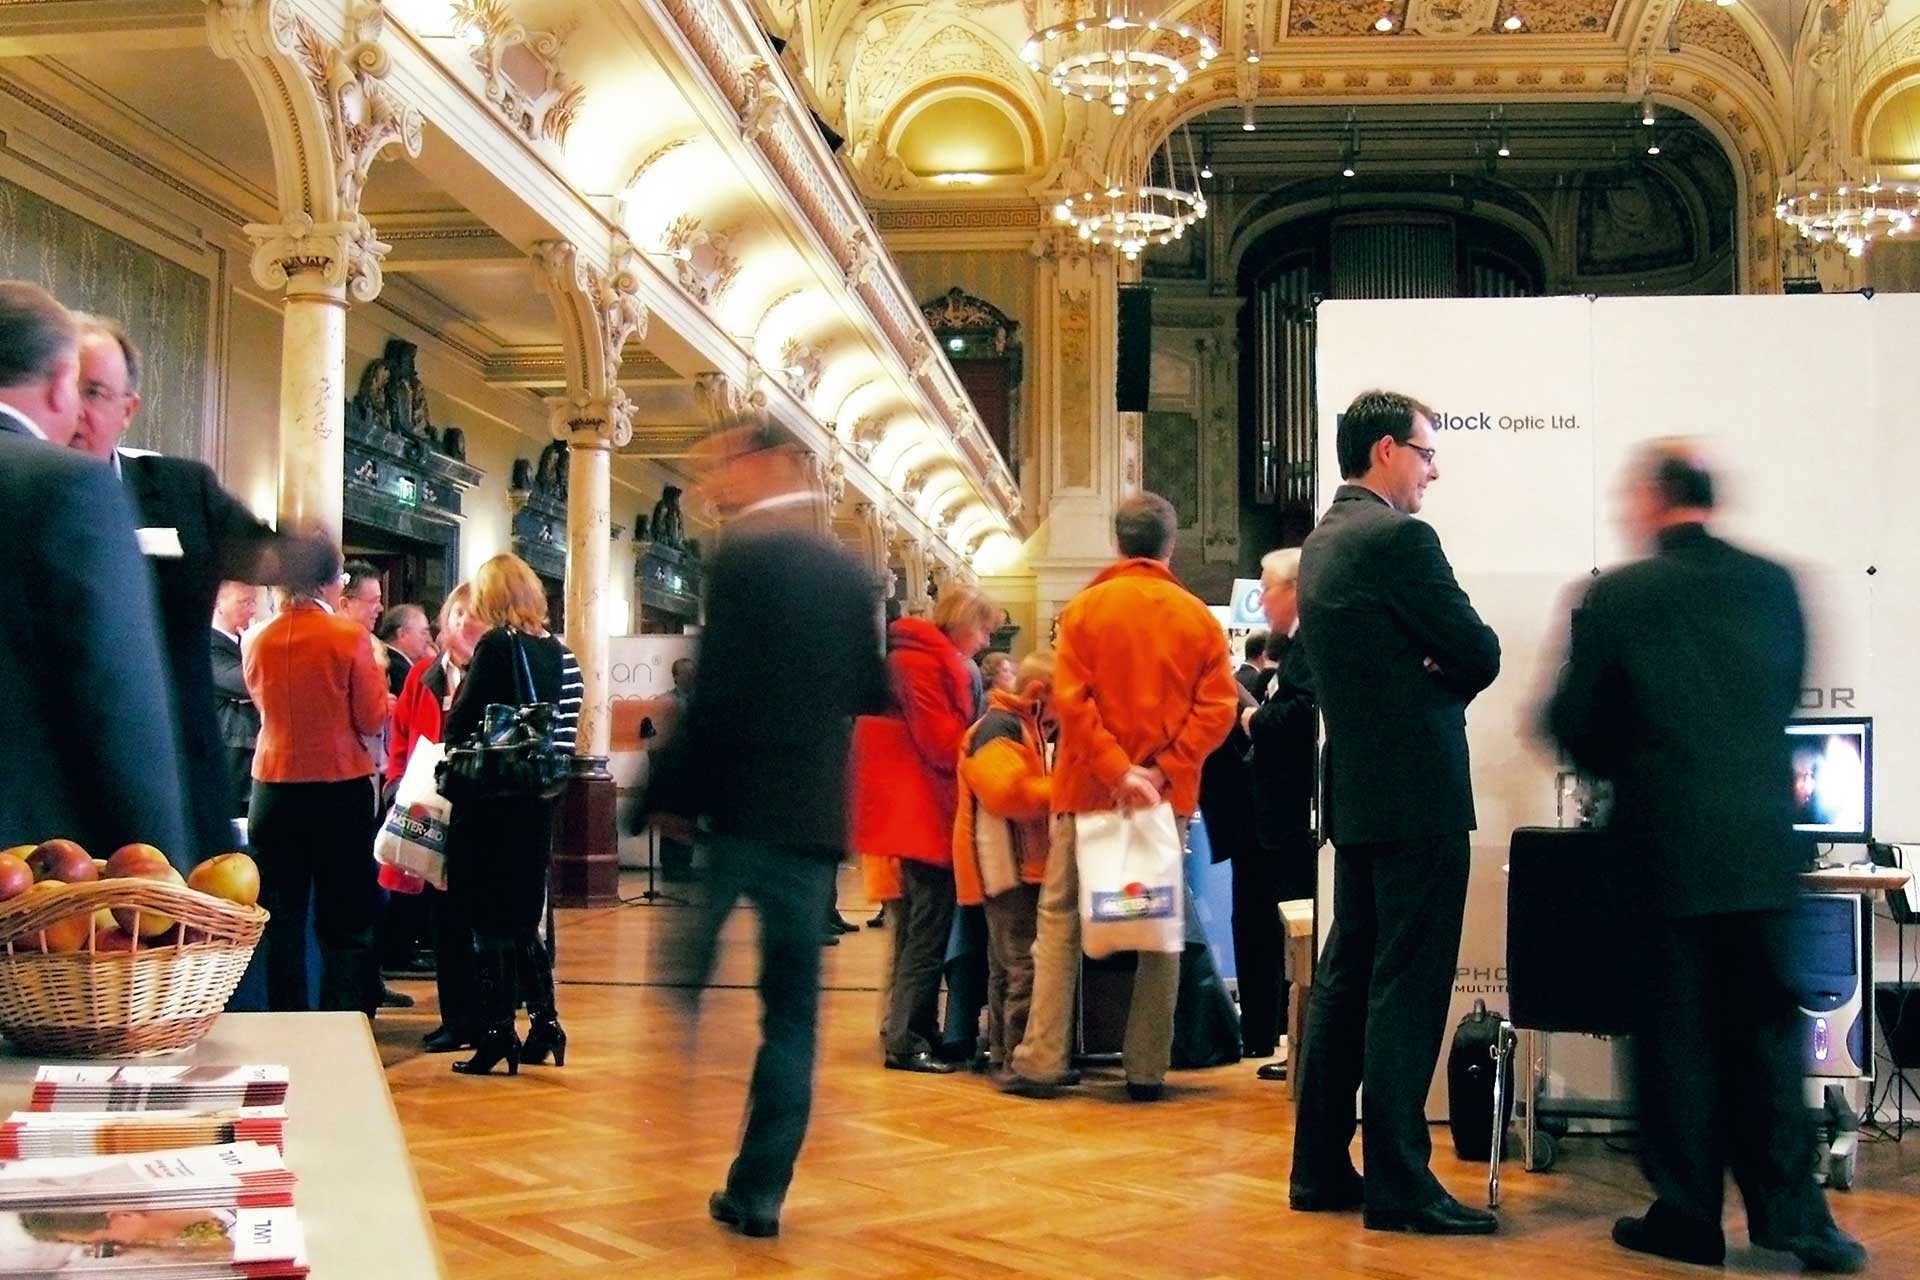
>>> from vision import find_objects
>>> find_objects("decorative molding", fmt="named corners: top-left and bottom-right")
top-left (873, 205), bottom-right (1046, 231)
top-left (660, 213), bottom-right (743, 306)
top-left (209, 0), bottom-right (422, 301)
top-left (450, 0), bottom-right (587, 147)
top-left (736, 56), bottom-right (784, 143)
top-left (532, 238), bottom-right (644, 448)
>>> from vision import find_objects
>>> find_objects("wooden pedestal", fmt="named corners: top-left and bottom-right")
top-left (551, 755), bottom-right (619, 908)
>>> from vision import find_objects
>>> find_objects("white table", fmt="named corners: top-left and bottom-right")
top-left (0, 1012), bottom-right (443, 1279)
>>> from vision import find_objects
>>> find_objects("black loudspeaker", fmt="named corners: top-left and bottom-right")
top-left (1116, 285), bottom-right (1152, 412)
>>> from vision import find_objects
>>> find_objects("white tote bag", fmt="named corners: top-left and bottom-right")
top-left (1074, 803), bottom-right (1185, 958)
top-left (372, 740), bottom-right (451, 890)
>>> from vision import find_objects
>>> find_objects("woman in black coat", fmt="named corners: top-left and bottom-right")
top-left (441, 554), bottom-right (581, 1076)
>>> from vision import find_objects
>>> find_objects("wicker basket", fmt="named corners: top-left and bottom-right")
top-left (0, 879), bottom-right (267, 1057)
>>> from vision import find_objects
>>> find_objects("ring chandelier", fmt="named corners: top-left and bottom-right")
top-left (1053, 127), bottom-right (1209, 260)
top-left (1776, 159), bottom-right (1920, 258)
top-left (1022, 0), bottom-right (1216, 118)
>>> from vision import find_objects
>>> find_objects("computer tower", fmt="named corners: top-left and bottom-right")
top-left (1790, 894), bottom-right (1869, 1079)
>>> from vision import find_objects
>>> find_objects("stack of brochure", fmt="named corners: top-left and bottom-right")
top-left (27, 1068), bottom-right (289, 1114)
top-left (0, 1068), bottom-right (305, 1277)
top-left (0, 1110), bottom-right (287, 1160)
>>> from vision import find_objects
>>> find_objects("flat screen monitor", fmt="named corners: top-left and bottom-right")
top-left (1788, 717), bottom-right (1872, 843)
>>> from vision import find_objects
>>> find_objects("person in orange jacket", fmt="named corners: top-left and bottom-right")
top-left (953, 649), bottom-right (1055, 1075)
top-left (1005, 492), bottom-right (1239, 1100)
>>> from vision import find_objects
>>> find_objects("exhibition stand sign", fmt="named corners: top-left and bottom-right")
top-left (608, 634), bottom-right (696, 869)
top-left (1313, 293), bottom-right (1915, 1115)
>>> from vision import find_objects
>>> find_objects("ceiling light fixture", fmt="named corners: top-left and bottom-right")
top-left (1022, 2), bottom-right (1216, 118)
top-left (644, 247), bottom-right (694, 262)
top-left (1504, 13), bottom-right (1524, 31)
top-left (1374, 14), bottom-right (1395, 32)
top-left (1053, 131), bottom-right (1210, 262)
top-left (1242, 100), bottom-right (1256, 132)
top-left (1639, 96), bottom-right (1656, 127)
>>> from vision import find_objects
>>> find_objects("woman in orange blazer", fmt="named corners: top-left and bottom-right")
top-left (243, 545), bottom-right (391, 1016)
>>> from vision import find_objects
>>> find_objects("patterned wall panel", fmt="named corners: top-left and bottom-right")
top-left (0, 176), bottom-right (209, 461)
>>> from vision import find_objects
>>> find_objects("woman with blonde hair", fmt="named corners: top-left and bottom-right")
top-left (849, 583), bottom-right (999, 1072)
top-left (441, 554), bottom-right (582, 1075)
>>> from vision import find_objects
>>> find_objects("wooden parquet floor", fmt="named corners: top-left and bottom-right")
top-left (373, 870), bottom-right (1920, 1279)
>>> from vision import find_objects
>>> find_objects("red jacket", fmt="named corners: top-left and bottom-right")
top-left (385, 655), bottom-right (455, 792)
top-left (1052, 558), bottom-right (1239, 817)
top-left (244, 600), bottom-right (389, 784)
top-left (848, 617), bottom-right (977, 866)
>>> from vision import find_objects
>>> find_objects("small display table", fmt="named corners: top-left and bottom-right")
top-left (0, 1012), bottom-right (443, 1279)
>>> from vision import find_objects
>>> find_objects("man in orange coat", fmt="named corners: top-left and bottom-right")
top-left (1006, 492), bottom-right (1240, 1100)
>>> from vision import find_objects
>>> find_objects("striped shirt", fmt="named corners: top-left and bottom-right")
top-left (554, 640), bottom-right (582, 753)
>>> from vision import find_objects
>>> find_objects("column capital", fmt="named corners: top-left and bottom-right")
top-left (547, 390), bottom-right (634, 450)
top-left (210, 0), bottom-right (421, 303)
top-left (532, 237), bottom-right (648, 407)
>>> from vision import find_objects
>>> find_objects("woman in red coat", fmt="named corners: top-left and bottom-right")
top-left (851, 584), bottom-right (997, 1072)
top-left (384, 583), bottom-right (483, 1052)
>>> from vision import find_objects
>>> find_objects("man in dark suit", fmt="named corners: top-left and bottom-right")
top-left (644, 416), bottom-right (887, 1239)
top-left (1238, 549), bottom-right (1318, 1077)
top-left (1235, 630), bottom-right (1274, 700)
top-left (0, 281), bottom-right (188, 866)
top-left (1545, 442), bottom-right (1864, 1273)
top-left (68, 315), bottom-right (332, 862)
top-left (1288, 389), bottom-right (1501, 1235)
top-left (209, 581), bottom-right (260, 818)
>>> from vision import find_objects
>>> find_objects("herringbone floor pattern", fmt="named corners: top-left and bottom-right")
top-left (373, 871), bottom-right (1920, 1278)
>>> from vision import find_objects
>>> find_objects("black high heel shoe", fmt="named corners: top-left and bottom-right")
top-left (451, 1025), bottom-right (521, 1076)
top-left (522, 1019), bottom-right (567, 1067)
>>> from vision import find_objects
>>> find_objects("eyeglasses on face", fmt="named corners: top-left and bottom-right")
top-left (1397, 440), bottom-right (1436, 464)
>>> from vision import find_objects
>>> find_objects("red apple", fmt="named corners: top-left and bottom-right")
top-left (187, 853), bottom-right (260, 908)
top-left (27, 840), bottom-right (95, 885)
top-left (93, 927), bottom-right (136, 953)
top-left (111, 867), bottom-right (185, 939)
top-left (0, 854), bottom-right (33, 904)
top-left (105, 844), bottom-right (171, 879)
top-left (28, 882), bottom-right (88, 953)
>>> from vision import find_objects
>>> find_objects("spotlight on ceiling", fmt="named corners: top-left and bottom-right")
top-left (1374, 15), bottom-right (1395, 32)
top-left (1242, 100), bottom-right (1256, 132)
top-left (1504, 14), bottom-right (1524, 31)
top-left (1640, 96), bottom-right (1656, 127)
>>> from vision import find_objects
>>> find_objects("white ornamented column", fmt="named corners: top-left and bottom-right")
top-left (211, 0), bottom-right (421, 537)
top-left (533, 239), bottom-right (645, 908)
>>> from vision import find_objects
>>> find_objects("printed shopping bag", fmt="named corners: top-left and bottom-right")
top-left (1074, 802), bottom-right (1184, 957)
top-left (373, 740), bottom-right (450, 890)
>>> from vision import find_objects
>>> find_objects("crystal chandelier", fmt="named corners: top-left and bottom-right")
top-left (1776, 147), bottom-right (1920, 258)
top-left (1022, 0), bottom-right (1216, 118)
top-left (1053, 128), bottom-right (1209, 260)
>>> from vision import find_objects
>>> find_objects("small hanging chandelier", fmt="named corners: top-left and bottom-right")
top-left (1776, 147), bottom-right (1920, 258)
top-left (1022, 0), bottom-right (1216, 118)
top-left (1052, 127), bottom-right (1209, 260)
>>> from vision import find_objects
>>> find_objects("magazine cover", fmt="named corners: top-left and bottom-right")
top-left (0, 1146), bottom-right (292, 1211)
top-left (0, 1205), bottom-right (305, 1273)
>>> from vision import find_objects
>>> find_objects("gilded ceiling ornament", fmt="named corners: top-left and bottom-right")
top-left (737, 57), bottom-right (784, 143)
top-left (274, 2), bottom-right (422, 217)
top-left (450, 0), bottom-right (587, 147)
top-left (1406, 1), bottom-right (1500, 37)
top-left (660, 214), bottom-right (743, 306)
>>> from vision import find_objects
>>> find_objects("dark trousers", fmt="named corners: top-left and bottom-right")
top-left (982, 884), bottom-right (1040, 1065)
top-left (882, 860), bottom-right (957, 1058)
top-left (942, 905), bottom-right (989, 1053)
top-left (225, 747), bottom-right (255, 818)
top-left (686, 835), bottom-right (838, 1218)
top-left (428, 885), bottom-right (476, 1032)
top-left (1634, 910), bottom-right (1832, 1240)
top-left (1290, 833), bottom-right (1470, 1213)
top-left (1231, 854), bottom-right (1288, 1055)
top-left (250, 778), bottom-right (380, 1015)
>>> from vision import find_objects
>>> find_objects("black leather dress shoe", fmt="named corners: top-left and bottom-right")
top-left (421, 1025), bottom-right (473, 1053)
top-left (709, 1190), bottom-right (778, 1239)
top-left (1255, 1061), bottom-right (1287, 1082)
top-left (1753, 1224), bottom-right (1867, 1274)
top-left (1612, 1208), bottom-right (1725, 1266)
top-left (884, 1051), bottom-right (957, 1074)
top-left (830, 913), bottom-right (860, 934)
top-left (1365, 1194), bottom-right (1498, 1235)
top-left (1125, 1082), bottom-right (1164, 1102)
top-left (1288, 1175), bottom-right (1365, 1213)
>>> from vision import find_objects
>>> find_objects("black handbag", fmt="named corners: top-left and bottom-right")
top-left (438, 633), bottom-right (570, 803)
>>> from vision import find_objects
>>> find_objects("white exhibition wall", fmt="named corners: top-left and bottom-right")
top-left (608, 634), bottom-right (696, 869)
top-left (1313, 294), bottom-right (1920, 1115)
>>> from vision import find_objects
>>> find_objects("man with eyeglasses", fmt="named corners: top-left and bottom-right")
top-left (1287, 389), bottom-right (1502, 1236)
top-left (67, 314), bottom-right (334, 867)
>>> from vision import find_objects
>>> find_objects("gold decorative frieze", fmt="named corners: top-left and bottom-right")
top-left (450, 0), bottom-right (586, 147)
